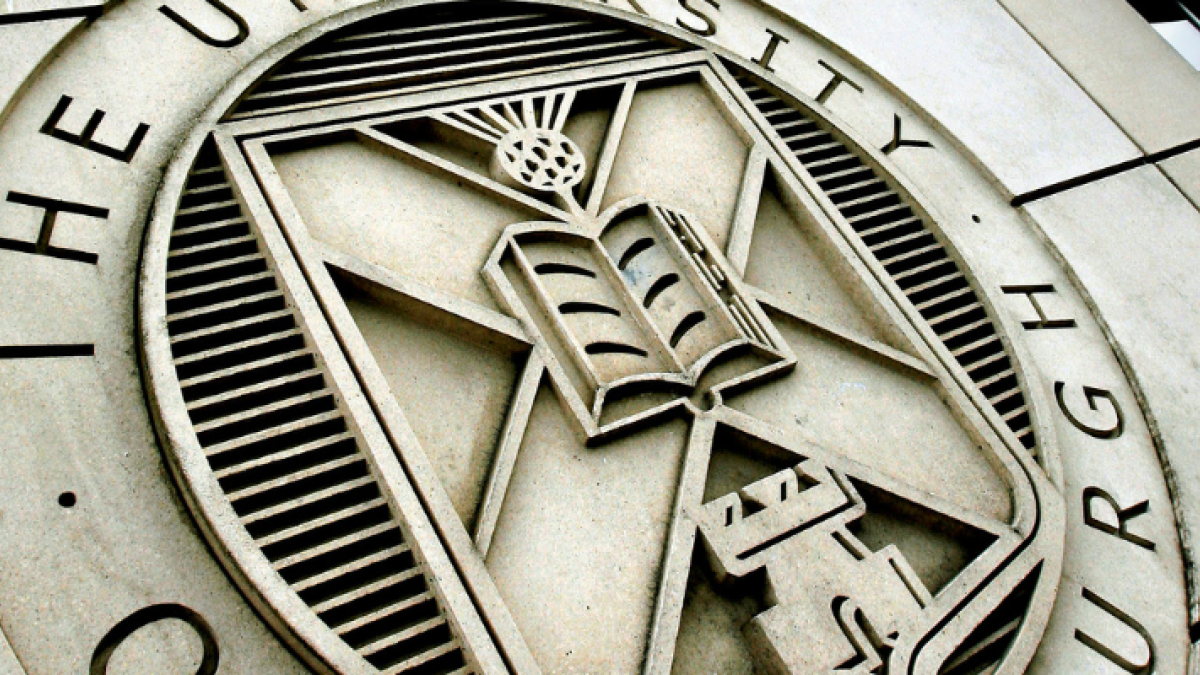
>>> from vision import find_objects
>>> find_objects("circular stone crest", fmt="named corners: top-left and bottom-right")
top-left (137, 1), bottom-right (1073, 673)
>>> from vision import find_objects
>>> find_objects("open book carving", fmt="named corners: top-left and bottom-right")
top-left (485, 197), bottom-right (795, 440)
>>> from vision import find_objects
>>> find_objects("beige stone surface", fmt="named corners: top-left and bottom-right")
top-left (0, 0), bottom-right (1196, 672)
top-left (1023, 166), bottom-right (1200, 604)
top-left (0, 624), bottom-right (23, 675)
top-left (0, 18), bottom-right (81, 127)
top-left (1160, 147), bottom-right (1200, 209)
top-left (757, 0), bottom-right (1140, 198)
top-left (999, 0), bottom-right (1200, 156)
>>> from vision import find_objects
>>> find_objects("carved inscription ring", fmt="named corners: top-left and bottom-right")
top-left (139, 1), bottom-right (1065, 673)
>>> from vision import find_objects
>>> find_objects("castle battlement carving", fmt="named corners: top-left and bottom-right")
top-left (697, 460), bottom-right (932, 674)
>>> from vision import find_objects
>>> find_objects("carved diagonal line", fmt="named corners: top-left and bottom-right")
top-left (317, 242), bottom-right (531, 351)
top-left (585, 79), bottom-right (637, 215)
top-left (749, 285), bottom-right (936, 380)
top-left (355, 125), bottom-right (571, 223)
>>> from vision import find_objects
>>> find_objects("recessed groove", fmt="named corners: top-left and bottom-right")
top-left (989, 386), bottom-right (1023, 411)
top-left (256, 496), bottom-right (387, 551)
top-left (965, 351), bottom-right (1011, 380)
top-left (247, 483), bottom-right (381, 543)
top-left (319, 573), bottom-right (431, 629)
top-left (174, 326), bottom-right (302, 371)
top-left (643, 273), bottom-right (680, 308)
top-left (924, 300), bottom-right (983, 330)
top-left (890, 258), bottom-right (956, 286)
top-left (585, 342), bottom-right (648, 357)
top-left (177, 198), bottom-right (239, 218)
top-left (172, 216), bottom-right (247, 239)
top-left (179, 347), bottom-right (312, 391)
top-left (232, 44), bottom-right (676, 119)
top-left (858, 215), bottom-right (922, 241)
top-left (167, 289), bottom-right (284, 326)
top-left (166, 256), bottom-right (269, 295)
top-left (534, 262), bottom-right (596, 277)
top-left (179, 185), bottom-right (235, 211)
top-left (307, 565), bottom-right (425, 614)
top-left (344, 599), bottom-right (444, 654)
top-left (239, 474), bottom-right (376, 526)
top-left (800, 152), bottom-right (859, 175)
top-left (292, 545), bottom-right (413, 596)
top-left (737, 68), bottom-right (1039, 456)
top-left (205, 410), bottom-right (344, 460)
top-left (773, 118), bottom-right (817, 133)
top-left (767, 111), bottom-right (811, 128)
top-left (246, 31), bottom-right (636, 104)
top-left (185, 164), bottom-right (225, 180)
top-left (903, 269), bottom-right (965, 298)
top-left (1000, 402), bottom-right (1028, 422)
top-left (826, 177), bottom-right (886, 199)
top-left (215, 431), bottom-right (355, 482)
top-left (181, 182), bottom-right (231, 198)
top-left (881, 244), bottom-right (946, 275)
top-left (166, 269), bottom-right (274, 302)
top-left (868, 228), bottom-right (931, 255)
top-left (334, 591), bottom-right (435, 637)
top-left (1016, 429), bottom-right (1036, 449)
top-left (1008, 410), bottom-right (1032, 433)
top-left (359, 616), bottom-right (447, 658)
top-left (793, 141), bottom-right (844, 162)
top-left (171, 222), bottom-right (251, 253)
top-left (558, 301), bottom-right (621, 316)
top-left (167, 274), bottom-right (278, 316)
top-left (981, 374), bottom-right (1020, 400)
top-left (960, 343), bottom-right (1008, 369)
top-left (782, 130), bottom-right (831, 148)
top-left (168, 238), bottom-right (261, 272)
top-left (186, 364), bottom-right (318, 418)
top-left (166, 252), bottom-right (265, 281)
top-left (945, 330), bottom-right (998, 363)
top-left (846, 202), bottom-right (911, 227)
top-left (816, 165), bottom-right (874, 189)
top-left (193, 389), bottom-right (334, 435)
top-left (269, 23), bottom-right (612, 88)
top-left (175, 202), bottom-right (243, 229)
top-left (793, 144), bottom-right (846, 166)
top-left (169, 297), bottom-right (289, 343)
top-left (669, 311), bottom-right (706, 347)
top-left (864, 225), bottom-right (926, 254)
top-left (190, 372), bottom-right (326, 425)
top-left (202, 395), bottom-right (339, 452)
top-left (374, 635), bottom-right (459, 674)
top-left (168, 233), bottom-right (257, 260)
top-left (227, 452), bottom-right (364, 504)
top-left (272, 520), bottom-right (400, 570)
top-left (839, 191), bottom-right (902, 219)
top-left (329, 13), bottom-right (547, 46)
top-left (290, 20), bottom-right (589, 71)
top-left (928, 305), bottom-right (987, 336)
top-left (914, 284), bottom-right (974, 314)
top-left (172, 315), bottom-right (297, 362)
top-left (952, 333), bottom-right (1002, 361)
top-left (617, 237), bottom-right (655, 270)
top-left (762, 106), bottom-right (797, 119)
top-left (170, 307), bottom-right (294, 348)
top-left (183, 357), bottom-right (319, 413)
top-left (937, 316), bottom-right (991, 343)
